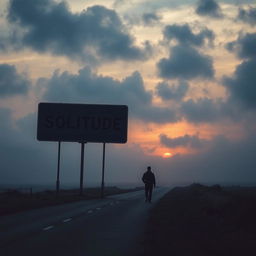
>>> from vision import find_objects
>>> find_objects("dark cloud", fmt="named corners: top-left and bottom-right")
top-left (163, 24), bottom-right (214, 47)
top-left (179, 96), bottom-right (250, 123)
top-left (42, 67), bottom-right (178, 124)
top-left (237, 7), bottom-right (256, 26)
top-left (0, 37), bottom-right (8, 51)
top-left (142, 12), bottom-right (161, 26)
top-left (0, 64), bottom-right (29, 97)
top-left (224, 33), bottom-right (256, 109)
top-left (156, 80), bottom-right (189, 101)
top-left (226, 33), bottom-right (256, 60)
top-left (195, 0), bottom-right (223, 18)
top-left (223, 59), bottom-right (256, 108)
top-left (180, 98), bottom-right (226, 123)
top-left (160, 133), bottom-right (206, 148)
top-left (42, 68), bottom-right (150, 104)
top-left (157, 45), bottom-right (214, 80)
top-left (7, 0), bottom-right (149, 62)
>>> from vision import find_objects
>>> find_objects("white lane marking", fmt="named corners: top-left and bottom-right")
top-left (43, 225), bottom-right (54, 231)
top-left (96, 207), bottom-right (101, 210)
top-left (88, 210), bottom-right (93, 214)
top-left (63, 218), bottom-right (72, 223)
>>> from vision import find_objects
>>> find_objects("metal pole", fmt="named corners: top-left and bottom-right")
top-left (56, 141), bottom-right (61, 195)
top-left (101, 143), bottom-right (106, 198)
top-left (80, 142), bottom-right (85, 196)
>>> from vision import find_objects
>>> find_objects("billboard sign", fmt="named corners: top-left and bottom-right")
top-left (37, 103), bottom-right (128, 143)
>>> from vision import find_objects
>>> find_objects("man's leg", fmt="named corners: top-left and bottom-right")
top-left (145, 185), bottom-right (148, 201)
top-left (145, 184), bottom-right (150, 202)
top-left (148, 185), bottom-right (153, 202)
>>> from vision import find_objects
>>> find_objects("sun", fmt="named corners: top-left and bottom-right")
top-left (163, 152), bottom-right (172, 158)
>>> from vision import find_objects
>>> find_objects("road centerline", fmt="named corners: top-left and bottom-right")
top-left (42, 226), bottom-right (54, 231)
top-left (63, 218), bottom-right (72, 223)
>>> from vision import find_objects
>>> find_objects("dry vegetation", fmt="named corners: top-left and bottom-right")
top-left (143, 184), bottom-right (256, 256)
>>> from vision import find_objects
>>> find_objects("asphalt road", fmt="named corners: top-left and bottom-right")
top-left (0, 187), bottom-right (170, 256)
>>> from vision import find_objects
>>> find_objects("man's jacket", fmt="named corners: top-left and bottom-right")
top-left (142, 171), bottom-right (156, 186)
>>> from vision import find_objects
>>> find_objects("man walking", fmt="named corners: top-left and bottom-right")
top-left (142, 166), bottom-right (156, 203)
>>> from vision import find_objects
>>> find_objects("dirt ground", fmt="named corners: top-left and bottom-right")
top-left (143, 184), bottom-right (256, 256)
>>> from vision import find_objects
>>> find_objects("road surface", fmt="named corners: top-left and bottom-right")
top-left (0, 187), bottom-right (169, 256)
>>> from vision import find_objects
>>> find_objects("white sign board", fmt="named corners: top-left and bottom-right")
top-left (37, 103), bottom-right (128, 143)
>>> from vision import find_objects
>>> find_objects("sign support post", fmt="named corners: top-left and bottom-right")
top-left (56, 141), bottom-right (61, 195)
top-left (101, 143), bottom-right (106, 198)
top-left (80, 142), bottom-right (85, 196)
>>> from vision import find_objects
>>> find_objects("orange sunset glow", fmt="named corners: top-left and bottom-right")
top-left (163, 152), bottom-right (172, 158)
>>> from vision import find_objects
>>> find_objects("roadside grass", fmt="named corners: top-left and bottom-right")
top-left (143, 184), bottom-right (256, 256)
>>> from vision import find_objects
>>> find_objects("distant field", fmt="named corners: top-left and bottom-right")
top-left (143, 184), bottom-right (256, 256)
top-left (0, 186), bottom-right (143, 216)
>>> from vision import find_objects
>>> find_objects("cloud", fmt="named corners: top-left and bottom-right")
top-left (142, 12), bottom-right (161, 26)
top-left (180, 98), bottom-right (227, 123)
top-left (237, 7), bottom-right (256, 26)
top-left (226, 33), bottom-right (256, 60)
top-left (195, 0), bottom-right (223, 18)
top-left (42, 67), bottom-right (179, 123)
top-left (0, 36), bottom-right (8, 51)
top-left (180, 96), bottom-right (253, 123)
top-left (0, 64), bottom-right (29, 97)
top-left (159, 133), bottom-right (207, 148)
top-left (157, 45), bottom-right (214, 80)
top-left (163, 24), bottom-right (214, 47)
top-left (113, 0), bottom-right (131, 8)
top-left (156, 80), bottom-right (189, 101)
top-left (7, 0), bottom-right (149, 62)
top-left (224, 33), bottom-right (256, 109)
top-left (223, 59), bottom-right (256, 109)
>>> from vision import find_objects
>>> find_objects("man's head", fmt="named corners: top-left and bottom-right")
top-left (147, 166), bottom-right (151, 172)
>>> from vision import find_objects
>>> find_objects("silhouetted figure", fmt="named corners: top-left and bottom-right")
top-left (142, 166), bottom-right (156, 203)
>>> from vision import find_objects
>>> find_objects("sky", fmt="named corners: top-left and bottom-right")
top-left (0, 0), bottom-right (256, 187)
